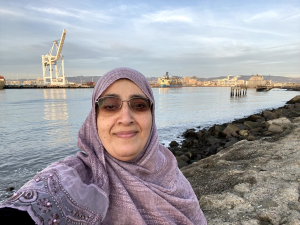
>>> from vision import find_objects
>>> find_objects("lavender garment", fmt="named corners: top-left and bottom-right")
top-left (0, 68), bottom-right (207, 224)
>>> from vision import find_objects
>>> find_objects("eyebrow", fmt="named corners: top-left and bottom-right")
top-left (102, 94), bottom-right (147, 99)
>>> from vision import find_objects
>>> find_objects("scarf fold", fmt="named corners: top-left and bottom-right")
top-left (0, 68), bottom-right (206, 225)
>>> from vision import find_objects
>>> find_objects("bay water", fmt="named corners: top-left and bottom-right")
top-left (0, 87), bottom-right (298, 201)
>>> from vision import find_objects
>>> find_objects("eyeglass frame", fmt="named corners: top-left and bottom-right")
top-left (95, 96), bottom-right (153, 113)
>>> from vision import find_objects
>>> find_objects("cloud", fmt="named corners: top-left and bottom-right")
top-left (142, 9), bottom-right (193, 23)
top-left (245, 11), bottom-right (279, 23)
top-left (0, 9), bottom-right (23, 17)
top-left (27, 6), bottom-right (112, 23)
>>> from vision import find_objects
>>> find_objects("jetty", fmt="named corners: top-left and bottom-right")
top-left (230, 85), bottom-right (247, 97)
top-left (256, 85), bottom-right (273, 91)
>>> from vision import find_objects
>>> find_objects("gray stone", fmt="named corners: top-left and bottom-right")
top-left (244, 121), bottom-right (265, 130)
top-left (169, 141), bottom-right (179, 147)
top-left (177, 159), bottom-right (188, 168)
top-left (222, 124), bottom-right (240, 136)
top-left (224, 138), bottom-right (238, 148)
top-left (286, 95), bottom-right (300, 104)
top-left (181, 119), bottom-right (300, 224)
top-left (239, 130), bottom-right (249, 136)
top-left (249, 114), bottom-right (263, 122)
top-left (294, 103), bottom-right (300, 108)
top-left (268, 124), bottom-right (284, 133)
top-left (178, 155), bottom-right (189, 162)
top-left (262, 110), bottom-right (276, 120)
top-left (265, 117), bottom-right (291, 129)
top-left (285, 104), bottom-right (294, 109)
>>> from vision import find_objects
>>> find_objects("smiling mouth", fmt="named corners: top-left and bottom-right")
top-left (114, 131), bottom-right (138, 139)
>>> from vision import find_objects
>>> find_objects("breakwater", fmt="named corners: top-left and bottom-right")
top-left (171, 95), bottom-right (300, 168)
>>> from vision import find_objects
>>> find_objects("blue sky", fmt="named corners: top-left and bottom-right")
top-left (0, 0), bottom-right (299, 79)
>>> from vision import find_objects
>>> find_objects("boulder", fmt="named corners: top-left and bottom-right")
top-left (265, 117), bottom-right (291, 129)
top-left (243, 121), bottom-right (265, 130)
top-left (239, 130), bottom-right (249, 136)
top-left (183, 129), bottom-right (198, 138)
top-left (177, 158), bottom-right (188, 168)
top-left (222, 124), bottom-right (240, 136)
top-left (286, 95), bottom-right (300, 104)
top-left (285, 104), bottom-right (294, 109)
top-left (224, 138), bottom-right (238, 148)
top-left (249, 114), bottom-right (264, 122)
top-left (294, 103), bottom-right (300, 108)
top-left (178, 155), bottom-right (189, 162)
top-left (262, 110), bottom-right (276, 120)
top-left (235, 124), bottom-right (248, 130)
top-left (268, 124), bottom-right (284, 133)
top-left (169, 141), bottom-right (179, 147)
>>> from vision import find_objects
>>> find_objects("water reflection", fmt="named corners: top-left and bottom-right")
top-left (43, 89), bottom-right (71, 144)
top-left (158, 88), bottom-right (170, 94)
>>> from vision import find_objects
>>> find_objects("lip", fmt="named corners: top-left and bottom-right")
top-left (114, 131), bottom-right (138, 139)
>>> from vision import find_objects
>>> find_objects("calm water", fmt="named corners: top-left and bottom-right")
top-left (0, 87), bottom-right (298, 201)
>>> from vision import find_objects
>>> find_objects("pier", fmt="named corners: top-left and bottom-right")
top-left (256, 85), bottom-right (273, 91)
top-left (3, 85), bottom-right (94, 89)
top-left (231, 85), bottom-right (247, 97)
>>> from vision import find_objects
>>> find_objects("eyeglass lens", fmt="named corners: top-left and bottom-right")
top-left (97, 97), bottom-right (151, 115)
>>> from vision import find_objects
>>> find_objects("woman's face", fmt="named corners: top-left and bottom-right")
top-left (96, 79), bottom-right (152, 161)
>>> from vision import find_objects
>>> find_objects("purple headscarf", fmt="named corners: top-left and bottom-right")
top-left (0, 68), bottom-right (207, 224)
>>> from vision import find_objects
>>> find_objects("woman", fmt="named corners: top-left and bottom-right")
top-left (0, 68), bottom-right (207, 224)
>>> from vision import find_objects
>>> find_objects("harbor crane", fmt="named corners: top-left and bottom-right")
top-left (42, 29), bottom-right (67, 85)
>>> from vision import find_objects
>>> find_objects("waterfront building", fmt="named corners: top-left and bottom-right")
top-left (36, 77), bottom-right (44, 85)
top-left (183, 76), bottom-right (190, 84)
top-left (247, 74), bottom-right (266, 88)
top-left (23, 80), bottom-right (36, 85)
top-left (6, 80), bottom-right (21, 85)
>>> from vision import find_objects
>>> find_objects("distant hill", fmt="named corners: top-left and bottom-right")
top-left (197, 75), bottom-right (300, 83)
top-left (8, 75), bottom-right (299, 84)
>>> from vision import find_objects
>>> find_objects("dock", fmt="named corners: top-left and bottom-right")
top-left (3, 85), bottom-right (94, 89)
top-left (231, 85), bottom-right (247, 97)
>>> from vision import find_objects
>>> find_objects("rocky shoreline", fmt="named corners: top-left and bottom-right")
top-left (176, 95), bottom-right (300, 224)
top-left (170, 95), bottom-right (300, 169)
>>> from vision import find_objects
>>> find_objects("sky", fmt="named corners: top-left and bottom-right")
top-left (0, 0), bottom-right (299, 79)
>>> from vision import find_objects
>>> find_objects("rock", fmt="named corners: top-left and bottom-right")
top-left (181, 121), bottom-right (300, 224)
top-left (183, 129), bottom-right (197, 138)
top-left (181, 140), bottom-right (194, 148)
top-left (286, 95), bottom-right (300, 104)
top-left (262, 110), bottom-right (276, 120)
top-left (222, 124), bottom-right (240, 136)
top-left (268, 124), bottom-right (284, 133)
top-left (169, 141), bottom-right (179, 147)
top-left (175, 151), bottom-right (184, 156)
top-left (285, 104), bottom-right (294, 109)
top-left (265, 117), bottom-right (291, 129)
top-left (178, 155), bottom-right (189, 162)
top-left (235, 124), bottom-right (248, 130)
top-left (294, 103), bottom-right (300, 108)
top-left (177, 158), bottom-right (188, 168)
top-left (250, 127), bottom-right (263, 133)
top-left (247, 135), bottom-right (256, 141)
top-left (263, 131), bottom-right (274, 136)
top-left (243, 121), bottom-right (265, 130)
top-left (249, 114), bottom-right (264, 122)
top-left (224, 138), bottom-right (238, 148)
top-left (239, 130), bottom-right (249, 136)
top-left (293, 117), bottom-right (300, 123)
top-left (207, 137), bottom-right (220, 146)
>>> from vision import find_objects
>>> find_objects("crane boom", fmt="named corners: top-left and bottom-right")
top-left (54, 29), bottom-right (67, 61)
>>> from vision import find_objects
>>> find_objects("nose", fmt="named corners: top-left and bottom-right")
top-left (117, 101), bottom-right (134, 125)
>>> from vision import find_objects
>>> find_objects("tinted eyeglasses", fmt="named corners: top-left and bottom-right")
top-left (96, 96), bottom-right (152, 116)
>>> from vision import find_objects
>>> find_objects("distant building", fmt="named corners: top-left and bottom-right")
top-left (36, 77), bottom-right (44, 85)
top-left (7, 80), bottom-right (20, 85)
top-left (189, 78), bottom-right (197, 85)
top-left (183, 76), bottom-right (190, 84)
top-left (247, 74), bottom-right (266, 88)
top-left (23, 80), bottom-right (36, 85)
